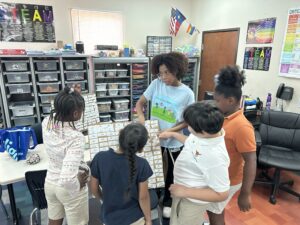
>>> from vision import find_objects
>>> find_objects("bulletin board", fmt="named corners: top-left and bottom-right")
top-left (87, 120), bottom-right (165, 189)
top-left (279, 8), bottom-right (300, 78)
top-left (0, 2), bottom-right (55, 42)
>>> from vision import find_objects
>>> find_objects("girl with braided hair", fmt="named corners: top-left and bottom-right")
top-left (43, 86), bottom-right (89, 225)
top-left (90, 123), bottom-right (153, 225)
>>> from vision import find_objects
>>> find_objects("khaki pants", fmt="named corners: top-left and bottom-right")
top-left (131, 217), bottom-right (145, 225)
top-left (170, 197), bottom-right (207, 225)
top-left (207, 183), bottom-right (242, 214)
top-left (45, 181), bottom-right (89, 225)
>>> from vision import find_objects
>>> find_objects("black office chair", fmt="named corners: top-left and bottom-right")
top-left (25, 170), bottom-right (47, 225)
top-left (30, 123), bottom-right (43, 144)
top-left (0, 185), bottom-right (9, 219)
top-left (255, 110), bottom-right (300, 204)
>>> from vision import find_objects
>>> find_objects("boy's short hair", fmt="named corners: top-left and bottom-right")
top-left (183, 101), bottom-right (224, 134)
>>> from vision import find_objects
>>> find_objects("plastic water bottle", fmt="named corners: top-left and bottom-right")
top-left (266, 93), bottom-right (272, 111)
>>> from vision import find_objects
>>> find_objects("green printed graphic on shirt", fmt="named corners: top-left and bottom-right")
top-left (151, 95), bottom-right (177, 123)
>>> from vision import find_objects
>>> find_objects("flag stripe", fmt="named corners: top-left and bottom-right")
top-left (169, 7), bottom-right (186, 36)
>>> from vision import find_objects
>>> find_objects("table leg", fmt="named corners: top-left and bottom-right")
top-left (7, 184), bottom-right (21, 225)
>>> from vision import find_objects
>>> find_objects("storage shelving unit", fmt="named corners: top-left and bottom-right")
top-left (182, 57), bottom-right (200, 97)
top-left (0, 55), bottom-right (90, 127)
top-left (0, 56), bottom-right (39, 127)
top-left (93, 57), bottom-right (150, 122)
top-left (146, 36), bottom-right (172, 57)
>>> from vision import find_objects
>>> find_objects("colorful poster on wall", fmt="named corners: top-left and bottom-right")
top-left (0, 2), bottom-right (55, 42)
top-left (243, 47), bottom-right (272, 71)
top-left (279, 8), bottom-right (300, 78)
top-left (246, 18), bottom-right (276, 44)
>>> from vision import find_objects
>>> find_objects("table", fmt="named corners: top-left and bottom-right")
top-left (0, 144), bottom-right (90, 225)
top-left (0, 145), bottom-right (48, 224)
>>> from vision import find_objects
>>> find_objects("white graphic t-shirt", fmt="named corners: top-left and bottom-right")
top-left (143, 78), bottom-right (195, 148)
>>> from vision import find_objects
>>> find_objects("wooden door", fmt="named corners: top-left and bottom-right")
top-left (198, 29), bottom-right (240, 100)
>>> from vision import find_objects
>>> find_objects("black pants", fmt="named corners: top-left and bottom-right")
top-left (161, 147), bottom-right (182, 207)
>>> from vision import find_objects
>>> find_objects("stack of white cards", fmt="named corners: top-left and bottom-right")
top-left (87, 120), bottom-right (164, 188)
top-left (76, 94), bottom-right (100, 131)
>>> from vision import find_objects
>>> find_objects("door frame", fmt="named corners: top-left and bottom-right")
top-left (199, 28), bottom-right (240, 99)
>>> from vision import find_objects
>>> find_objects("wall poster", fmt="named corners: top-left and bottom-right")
top-left (243, 47), bottom-right (272, 71)
top-left (246, 17), bottom-right (276, 44)
top-left (279, 8), bottom-right (300, 78)
top-left (0, 2), bottom-right (55, 42)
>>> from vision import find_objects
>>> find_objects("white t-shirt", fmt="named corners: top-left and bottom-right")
top-left (42, 116), bottom-right (85, 195)
top-left (174, 130), bottom-right (230, 204)
top-left (143, 78), bottom-right (195, 148)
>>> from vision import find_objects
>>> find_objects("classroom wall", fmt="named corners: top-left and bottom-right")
top-left (0, 0), bottom-right (194, 51)
top-left (191, 0), bottom-right (300, 113)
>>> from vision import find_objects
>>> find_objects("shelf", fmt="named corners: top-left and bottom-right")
top-left (99, 109), bottom-right (130, 113)
top-left (96, 95), bottom-right (130, 99)
top-left (95, 76), bottom-right (130, 80)
top-left (93, 57), bottom-right (149, 64)
top-left (11, 114), bottom-right (37, 120)
top-left (7, 93), bottom-right (35, 98)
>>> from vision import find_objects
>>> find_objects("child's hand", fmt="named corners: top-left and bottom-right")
top-left (145, 220), bottom-right (152, 225)
top-left (238, 192), bottom-right (252, 212)
top-left (159, 131), bottom-right (173, 139)
top-left (78, 170), bottom-right (89, 189)
top-left (169, 184), bottom-right (187, 198)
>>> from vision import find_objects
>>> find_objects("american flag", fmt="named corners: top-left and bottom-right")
top-left (169, 8), bottom-right (186, 36)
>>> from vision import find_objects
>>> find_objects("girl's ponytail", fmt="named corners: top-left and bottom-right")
top-left (119, 123), bottom-right (148, 199)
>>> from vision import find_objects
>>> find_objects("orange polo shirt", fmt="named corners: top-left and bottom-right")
top-left (223, 109), bottom-right (256, 186)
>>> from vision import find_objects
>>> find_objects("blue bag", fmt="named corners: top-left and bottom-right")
top-left (0, 127), bottom-right (38, 161)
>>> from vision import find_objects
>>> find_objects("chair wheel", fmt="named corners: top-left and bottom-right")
top-left (269, 196), bottom-right (276, 204)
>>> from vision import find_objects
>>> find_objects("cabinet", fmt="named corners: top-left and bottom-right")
top-left (183, 57), bottom-right (200, 97)
top-left (93, 57), bottom-right (150, 122)
top-left (0, 55), bottom-right (91, 127)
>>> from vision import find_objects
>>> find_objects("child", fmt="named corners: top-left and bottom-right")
top-left (136, 52), bottom-right (195, 217)
top-left (207, 66), bottom-right (257, 225)
top-left (90, 123), bottom-right (153, 225)
top-left (43, 86), bottom-right (89, 225)
top-left (159, 102), bottom-right (230, 225)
